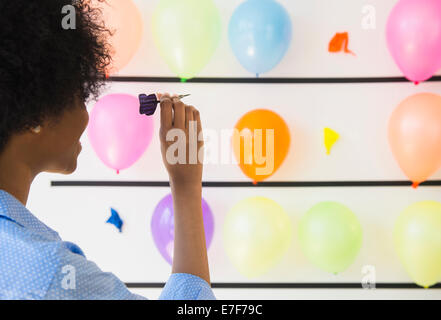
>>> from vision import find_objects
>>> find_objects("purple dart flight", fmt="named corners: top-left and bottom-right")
top-left (139, 94), bottom-right (191, 116)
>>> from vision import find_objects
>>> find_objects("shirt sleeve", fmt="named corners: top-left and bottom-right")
top-left (159, 273), bottom-right (216, 300)
top-left (44, 244), bottom-right (147, 300)
top-left (45, 242), bottom-right (215, 300)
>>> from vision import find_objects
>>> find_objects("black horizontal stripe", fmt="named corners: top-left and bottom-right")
top-left (108, 75), bottom-right (441, 84)
top-left (124, 282), bottom-right (441, 289)
top-left (51, 180), bottom-right (441, 187)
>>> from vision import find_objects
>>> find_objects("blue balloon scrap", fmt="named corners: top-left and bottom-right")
top-left (106, 208), bottom-right (123, 233)
top-left (228, 0), bottom-right (292, 76)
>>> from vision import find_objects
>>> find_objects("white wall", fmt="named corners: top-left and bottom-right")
top-left (27, 0), bottom-right (441, 299)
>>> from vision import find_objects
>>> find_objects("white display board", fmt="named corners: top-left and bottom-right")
top-left (27, 0), bottom-right (441, 299)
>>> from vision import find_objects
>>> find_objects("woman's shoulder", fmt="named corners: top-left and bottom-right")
top-left (0, 218), bottom-right (63, 299)
top-left (0, 216), bottom-right (59, 245)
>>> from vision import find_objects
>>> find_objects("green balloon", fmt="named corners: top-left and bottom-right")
top-left (394, 201), bottom-right (441, 288)
top-left (152, 0), bottom-right (221, 80)
top-left (298, 201), bottom-right (363, 274)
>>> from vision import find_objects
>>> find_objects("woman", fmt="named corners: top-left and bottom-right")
top-left (0, 0), bottom-right (214, 299)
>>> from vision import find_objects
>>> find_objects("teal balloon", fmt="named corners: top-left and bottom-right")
top-left (228, 0), bottom-right (292, 76)
top-left (298, 202), bottom-right (363, 274)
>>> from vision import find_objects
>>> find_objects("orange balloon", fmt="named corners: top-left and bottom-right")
top-left (233, 109), bottom-right (290, 182)
top-left (389, 93), bottom-right (441, 188)
top-left (99, 0), bottom-right (143, 75)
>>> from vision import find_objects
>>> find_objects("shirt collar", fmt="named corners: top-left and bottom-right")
top-left (0, 189), bottom-right (60, 240)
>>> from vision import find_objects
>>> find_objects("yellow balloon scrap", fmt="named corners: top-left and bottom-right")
top-left (324, 127), bottom-right (340, 155)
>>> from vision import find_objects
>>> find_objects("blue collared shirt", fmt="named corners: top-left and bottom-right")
top-left (0, 189), bottom-right (215, 300)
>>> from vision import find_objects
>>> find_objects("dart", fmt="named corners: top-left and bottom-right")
top-left (139, 94), bottom-right (191, 116)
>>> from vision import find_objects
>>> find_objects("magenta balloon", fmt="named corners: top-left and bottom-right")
top-left (88, 94), bottom-right (154, 173)
top-left (151, 194), bottom-right (215, 265)
top-left (386, 0), bottom-right (441, 83)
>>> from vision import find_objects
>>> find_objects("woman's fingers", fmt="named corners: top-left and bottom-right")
top-left (160, 95), bottom-right (173, 131)
top-left (194, 108), bottom-right (203, 164)
top-left (158, 92), bottom-right (204, 168)
top-left (194, 108), bottom-right (203, 144)
top-left (157, 92), bottom-right (170, 100)
top-left (185, 105), bottom-right (194, 130)
top-left (172, 97), bottom-right (185, 129)
top-left (159, 94), bottom-right (201, 141)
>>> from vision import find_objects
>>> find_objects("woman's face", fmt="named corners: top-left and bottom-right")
top-left (37, 95), bottom-right (89, 174)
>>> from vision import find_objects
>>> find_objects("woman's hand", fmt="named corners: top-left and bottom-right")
top-left (157, 93), bottom-right (210, 284)
top-left (158, 93), bottom-right (204, 189)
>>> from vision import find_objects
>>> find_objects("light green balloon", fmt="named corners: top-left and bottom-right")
top-left (394, 201), bottom-right (441, 288)
top-left (298, 201), bottom-right (363, 274)
top-left (223, 197), bottom-right (292, 278)
top-left (152, 0), bottom-right (221, 80)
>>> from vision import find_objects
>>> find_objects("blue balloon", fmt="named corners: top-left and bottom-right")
top-left (228, 0), bottom-right (292, 76)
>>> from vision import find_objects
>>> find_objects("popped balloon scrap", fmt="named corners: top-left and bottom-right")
top-left (328, 32), bottom-right (355, 55)
top-left (106, 208), bottom-right (124, 232)
top-left (324, 127), bottom-right (340, 155)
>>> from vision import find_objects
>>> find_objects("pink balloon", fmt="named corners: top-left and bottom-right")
top-left (88, 94), bottom-right (154, 173)
top-left (386, 0), bottom-right (441, 83)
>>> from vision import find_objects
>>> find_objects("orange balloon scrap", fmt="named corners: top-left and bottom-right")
top-left (328, 32), bottom-right (355, 56)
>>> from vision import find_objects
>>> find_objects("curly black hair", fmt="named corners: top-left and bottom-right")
top-left (0, 0), bottom-right (112, 153)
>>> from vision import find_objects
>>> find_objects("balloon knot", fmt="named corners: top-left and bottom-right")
top-left (414, 81), bottom-right (419, 85)
top-left (180, 78), bottom-right (187, 83)
top-left (116, 170), bottom-right (120, 175)
top-left (412, 182), bottom-right (419, 189)
top-left (252, 181), bottom-right (258, 186)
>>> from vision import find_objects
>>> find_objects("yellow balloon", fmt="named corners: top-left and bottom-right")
top-left (394, 201), bottom-right (441, 288)
top-left (223, 197), bottom-right (292, 278)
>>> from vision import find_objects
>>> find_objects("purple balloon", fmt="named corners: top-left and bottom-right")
top-left (151, 193), bottom-right (214, 265)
